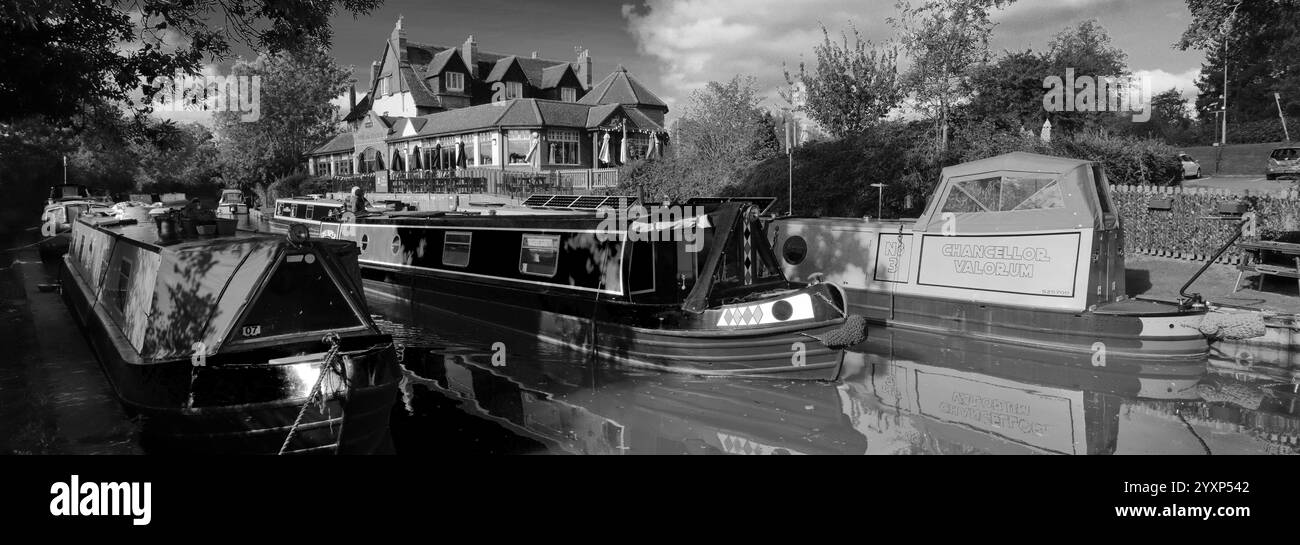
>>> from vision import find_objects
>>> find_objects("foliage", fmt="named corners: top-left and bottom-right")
top-left (1040, 19), bottom-right (1131, 134)
top-left (0, 0), bottom-right (381, 122)
top-left (786, 25), bottom-right (902, 138)
top-left (891, 0), bottom-right (1011, 151)
top-left (214, 43), bottom-right (350, 196)
top-left (1114, 185), bottom-right (1300, 263)
top-left (621, 76), bottom-right (781, 200)
top-left (1180, 0), bottom-right (1300, 123)
top-left (967, 49), bottom-right (1053, 132)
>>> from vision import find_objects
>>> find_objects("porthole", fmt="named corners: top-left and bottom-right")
top-left (390, 235), bottom-right (402, 256)
top-left (782, 235), bottom-right (807, 265)
top-left (359, 233), bottom-right (369, 252)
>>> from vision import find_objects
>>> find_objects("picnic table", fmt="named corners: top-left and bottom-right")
top-left (1234, 239), bottom-right (1300, 293)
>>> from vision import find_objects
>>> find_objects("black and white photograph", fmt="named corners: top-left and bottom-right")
top-left (1, 0), bottom-right (1298, 527)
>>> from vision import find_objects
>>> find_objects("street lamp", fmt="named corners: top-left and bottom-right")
top-left (870, 183), bottom-right (887, 220)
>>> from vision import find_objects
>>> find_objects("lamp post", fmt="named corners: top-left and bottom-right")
top-left (870, 183), bottom-right (886, 220)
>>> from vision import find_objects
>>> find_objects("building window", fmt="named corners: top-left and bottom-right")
top-left (506, 81), bottom-right (523, 99)
top-left (362, 148), bottom-right (384, 173)
top-left (627, 134), bottom-right (650, 161)
top-left (114, 258), bottom-right (132, 313)
top-left (443, 231), bottom-right (472, 267)
top-left (379, 77), bottom-right (388, 96)
top-left (561, 87), bottom-right (577, 102)
top-left (519, 234), bottom-right (560, 277)
top-left (437, 136), bottom-right (457, 169)
top-left (445, 72), bottom-right (465, 92)
top-left (507, 130), bottom-right (533, 165)
top-left (478, 132), bottom-right (496, 166)
top-left (548, 129), bottom-right (580, 165)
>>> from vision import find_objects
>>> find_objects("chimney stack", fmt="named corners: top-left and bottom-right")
top-left (349, 80), bottom-right (357, 110)
top-left (370, 61), bottom-right (380, 90)
top-left (574, 47), bottom-right (592, 90)
top-left (463, 35), bottom-right (478, 78)
top-left (392, 16), bottom-right (408, 62)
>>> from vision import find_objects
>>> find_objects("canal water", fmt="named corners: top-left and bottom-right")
top-left (5, 223), bottom-right (1299, 455)
top-left (370, 294), bottom-right (1300, 455)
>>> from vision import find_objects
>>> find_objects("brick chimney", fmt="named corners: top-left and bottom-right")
top-left (349, 80), bottom-right (357, 110)
top-left (370, 61), bottom-right (380, 90)
top-left (462, 35), bottom-right (478, 78)
top-left (392, 16), bottom-right (407, 63)
top-left (574, 47), bottom-right (592, 90)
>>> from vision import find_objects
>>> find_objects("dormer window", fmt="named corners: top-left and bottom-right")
top-left (506, 81), bottom-right (523, 99)
top-left (378, 77), bottom-right (388, 96)
top-left (561, 87), bottom-right (577, 102)
top-left (445, 72), bottom-right (465, 92)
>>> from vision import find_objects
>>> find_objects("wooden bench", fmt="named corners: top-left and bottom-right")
top-left (1234, 240), bottom-right (1300, 293)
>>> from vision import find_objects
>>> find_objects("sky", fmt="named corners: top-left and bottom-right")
top-left (250, 0), bottom-right (1209, 122)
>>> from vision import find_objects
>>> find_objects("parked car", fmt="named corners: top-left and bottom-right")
top-left (1266, 145), bottom-right (1299, 180)
top-left (1178, 153), bottom-right (1201, 179)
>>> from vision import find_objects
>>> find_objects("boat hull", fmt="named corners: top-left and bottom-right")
top-left (61, 260), bottom-right (402, 454)
top-left (365, 276), bottom-right (845, 380)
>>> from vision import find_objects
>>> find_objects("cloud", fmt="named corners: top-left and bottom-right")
top-left (621, 0), bottom-right (894, 118)
top-left (1133, 67), bottom-right (1200, 105)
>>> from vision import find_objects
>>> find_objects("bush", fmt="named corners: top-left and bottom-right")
top-left (265, 173), bottom-right (337, 203)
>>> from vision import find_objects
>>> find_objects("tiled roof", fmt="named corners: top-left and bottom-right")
top-left (400, 66), bottom-right (440, 108)
top-left (310, 132), bottom-right (354, 155)
top-left (534, 100), bottom-right (590, 127)
top-left (496, 99), bottom-right (544, 127)
top-left (426, 48), bottom-right (466, 77)
top-left (540, 64), bottom-right (574, 89)
top-left (585, 103), bottom-right (621, 128)
top-left (485, 56), bottom-right (519, 82)
top-left (623, 107), bottom-right (665, 131)
top-left (579, 66), bottom-right (667, 108)
top-left (343, 94), bottom-right (371, 122)
top-left (407, 41), bottom-right (571, 88)
top-left (410, 101), bottom-right (513, 137)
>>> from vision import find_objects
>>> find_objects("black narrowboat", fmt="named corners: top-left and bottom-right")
top-left (61, 217), bottom-right (401, 454)
top-left (275, 195), bottom-right (858, 380)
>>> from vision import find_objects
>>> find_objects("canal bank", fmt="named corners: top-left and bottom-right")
top-left (0, 235), bottom-right (139, 454)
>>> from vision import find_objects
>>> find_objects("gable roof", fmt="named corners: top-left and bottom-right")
top-left (426, 47), bottom-right (469, 76)
top-left (541, 64), bottom-right (579, 89)
top-left (310, 132), bottom-right (355, 155)
top-left (343, 93), bottom-right (372, 122)
top-left (579, 66), bottom-right (667, 108)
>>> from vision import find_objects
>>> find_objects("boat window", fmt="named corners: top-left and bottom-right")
top-left (782, 235), bottom-right (807, 265)
top-left (220, 193), bottom-right (241, 204)
top-left (941, 176), bottom-right (1063, 213)
top-left (628, 240), bottom-right (655, 294)
top-left (309, 205), bottom-right (338, 221)
top-left (293, 203), bottom-right (307, 219)
top-left (235, 253), bottom-right (362, 341)
top-left (1090, 164), bottom-right (1114, 214)
top-left (114, 258), bottom-right (132, 313)
top-left (519, 233), bottom-right (560, 277)
top-left (443, 231), bottom-right (472, 267)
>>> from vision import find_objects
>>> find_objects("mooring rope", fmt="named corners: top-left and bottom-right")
top-left (278, 333), bottom-right (343, 455)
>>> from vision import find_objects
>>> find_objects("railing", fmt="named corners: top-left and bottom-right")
top-left (322, 167), bottom-right (619, 198)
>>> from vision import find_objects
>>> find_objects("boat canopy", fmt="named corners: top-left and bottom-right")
top-left (914, 152), bottom-right (1119, 233)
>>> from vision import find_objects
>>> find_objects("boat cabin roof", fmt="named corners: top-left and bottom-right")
top-left (915, 152), bottom-right (1119, 232)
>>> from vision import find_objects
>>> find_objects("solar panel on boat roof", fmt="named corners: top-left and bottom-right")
top-left (521, 195), bottom-right (552, 207)
top-left (545, 195), bottom-right (580, 208)
top-left (572, 195), bottom-right (606, 209)
top-left (522, 194), bottom-right (640, 210)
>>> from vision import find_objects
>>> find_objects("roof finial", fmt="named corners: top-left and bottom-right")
top-left (396, 14), bottom-right (404, 30)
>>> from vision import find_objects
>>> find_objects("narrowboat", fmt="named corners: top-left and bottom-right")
top-left (768, 152), bottom-right (1251, 364)
top-left (61, 217), bottom-right (401, 454)
top-left (217, 188), bottom-right (250, 219)
top-left (276, 195), bottom-right (857, 380)
top-left (39, 199), bottom-right (117, 260)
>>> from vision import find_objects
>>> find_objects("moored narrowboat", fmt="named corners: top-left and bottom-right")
top-left (61, 217), bottom-right (401, 454)
top-left (276, 195), bottom-right (859, 380)
top-left (767, 152), bottom-right (1257, 363)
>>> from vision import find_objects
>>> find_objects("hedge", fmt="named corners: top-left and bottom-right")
top-left (1111, 184), bottom-right (1300, 264)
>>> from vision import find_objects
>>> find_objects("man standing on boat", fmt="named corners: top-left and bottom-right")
top-left (343, 186), bottom-right (371, 221)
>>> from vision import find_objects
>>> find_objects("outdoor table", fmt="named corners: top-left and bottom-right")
top-left (1233, 239), bottom-right (1300, 293)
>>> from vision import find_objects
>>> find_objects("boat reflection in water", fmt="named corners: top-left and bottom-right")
top-left (376, 296), bottom-right (1300, 454)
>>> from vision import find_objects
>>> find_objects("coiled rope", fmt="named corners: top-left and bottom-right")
top-left (278, 333), bottom-right (343, 455)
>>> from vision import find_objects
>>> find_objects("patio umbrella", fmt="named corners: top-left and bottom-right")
top-left (598, 132), bottom-right (611, 166)
top-left (456, 140), bottom-right (467, 168)
top-left (647, 133), bottom-right (659, 160)
top-left (619, 124), bottom-right (629, 164)
top-left (525, 132), bottom-right (539, 166)
top-left (391, 149), bottom-right (403, 171)
top-left (433, 143), bottom-right (444, 169)
top-left (412, 147), bottom-right (422, 170)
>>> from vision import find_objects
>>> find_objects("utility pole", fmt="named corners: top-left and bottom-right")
top-left (1220, 1), bottom-right (1244, 147)
top-left (1277, 93), bottom-right (1291, 141)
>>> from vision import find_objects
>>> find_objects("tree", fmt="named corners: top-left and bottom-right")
top-left (621, 76), bottom-right (782, 200)
top-left (1041, 19), bottom-right (1130, 134)
top-left (0, 0), bottom-right (381, 122)
top-left (1179, 0), bottom-right (1300, 124)
top-left (967, 49), bottom-right (1053, 132)
top-left (892, 0), bottom-right (1012, 151)
top-left (786, 25), bottom-right (902, 138)
top-left (214, 43), bottom-right (350, 197)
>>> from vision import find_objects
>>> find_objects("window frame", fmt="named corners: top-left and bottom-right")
top-left (548, 129), bottom-right (581, 165)
top-left (442, 231), bottom-right (472, 268)
top-left (518, 233), bottom-right (561, 278)
top-left (561, 87), bottom-right (577, 102)
top-left (507, 130), bottom-right (533, 165)
top-left (445, 72), bottom-right (465, 92)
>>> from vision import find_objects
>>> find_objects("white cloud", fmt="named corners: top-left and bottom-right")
top-left (1133, 67), bottom-right (1200, 107)
top-left (622, 0), bottom-right (895, 120)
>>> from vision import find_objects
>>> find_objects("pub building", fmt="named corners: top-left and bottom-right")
top-left (306, 17), bottom-right (669, 187)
